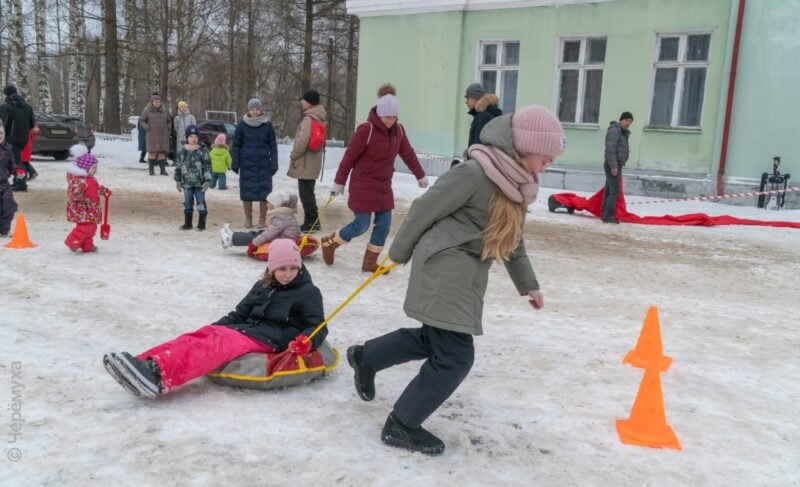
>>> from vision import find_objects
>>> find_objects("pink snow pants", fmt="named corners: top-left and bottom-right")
top-left (137, 324), bottom-right (273, 392)
top-left (65, 222), bottom-right (97, 252)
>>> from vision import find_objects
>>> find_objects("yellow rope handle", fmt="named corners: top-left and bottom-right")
top-left (305, 256), bottom-right (398, 342)
top-left (298, 194), bottom-right (335, 251)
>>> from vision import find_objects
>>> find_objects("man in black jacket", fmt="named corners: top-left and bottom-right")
top-left (602, 111), bottom-right (633, 223)
top-left (453, 83), bottom-right (503, 167)
top-left (0, 85), bottom-right (38, 189)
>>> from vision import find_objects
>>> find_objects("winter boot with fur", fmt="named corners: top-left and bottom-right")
top-left (258, 201), bottom-right (268, 228)
top-left (243, 201), bottom-right (254, 228)
top-left (159, 160), bottom-right (169, 176)
top-left (321, 230), bottom-right (346, 266)
top-left (347, 345), bottom-right (376, 401)
top-left (107, 352), bottom-right (163, 398)
top-left (381, 413), bottom-right (445, 456)
top-left (362, 244), bottom-right (390, 274)
top-left (148, 159), bottom-right (156, 176)
top-left (179, 211), bottom-right (193, 230)
top-left (196, 213), bottom-right (207, 231)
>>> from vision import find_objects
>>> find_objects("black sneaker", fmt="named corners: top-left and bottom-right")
top-left (103, 354), bottom-right (141, 397)
top-left (110, 352), bottom-right (162, 398)
top-left (381, 413), bottom-right (445, 456)
top-left (347, 345), bottom-right (375, 401)
top-left (300, 221), bottom-right (321, 233)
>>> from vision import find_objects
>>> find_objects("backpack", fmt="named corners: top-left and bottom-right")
top-left (307, 117), bottom-right (326, 152)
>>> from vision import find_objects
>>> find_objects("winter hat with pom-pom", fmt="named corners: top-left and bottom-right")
top-left (70, 144), bottom-right (98, 172)
top-left (376, 94), bottom-right (399, 117)
top-left (268, 239), bottom-right (302, 271)
top-left (510, 106), bottom-right (566, 158)
top-left (266, 190), bottom-right (298, 210)
top-left (377, 84), bottom-right (396, 98)
top-left (214, 133), bottom-right (227, 146)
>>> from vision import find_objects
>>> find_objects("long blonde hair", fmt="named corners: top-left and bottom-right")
top-left (480, 152), bottom-right (527, 262)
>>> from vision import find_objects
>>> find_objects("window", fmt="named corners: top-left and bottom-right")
top-left (649, 33), bottom-right (711, 128)
top-left (556, 37), bottom-right (606, 124)
top-left (477, 41), bottom-right (520, 113)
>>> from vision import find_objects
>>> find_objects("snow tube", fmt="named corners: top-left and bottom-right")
top-left (206, 341), bottom-right (339, 390)
top-left (248, 235), bottom-right (320, 261)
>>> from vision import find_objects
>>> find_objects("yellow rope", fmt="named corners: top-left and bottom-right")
top-left (305, 256), bottom-right (398, 342)
top-left (298, 194), bottom-right (335, 251)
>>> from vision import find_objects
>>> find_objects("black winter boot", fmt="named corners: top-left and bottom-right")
top-left (347, 345), bottom-right (375, 401)
top-left (196, 213), bottom-right (207, 231)
top-left (159, 160), bottom-right (168, 176)
top-left (381, 413), bottom-right (445, 456)
top-left (179, 212), bottom-right (193, 230)
top-left (109, 352), bottom-right (162, 398)
top-left (148, 159), bottom-right (156, 176)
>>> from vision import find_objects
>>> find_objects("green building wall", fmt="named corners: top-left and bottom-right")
top-left (355, 0), bottom-right (735, 175)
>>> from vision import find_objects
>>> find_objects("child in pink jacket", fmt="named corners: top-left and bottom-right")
top-left (64, 145), bottom-right (111, 253)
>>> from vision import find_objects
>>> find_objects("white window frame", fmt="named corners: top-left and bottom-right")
top-left (476, 39), bottom-right (520, 113)
top-left (555, 36), bottom-right (606, 125)
top-left (648, 31), bottom-right (712, 129)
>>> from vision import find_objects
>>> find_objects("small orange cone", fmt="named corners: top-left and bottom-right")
top-left (623, 306), bottom-right (671, 371)
top-left (616, 365), bottom-right (681, 450)
top-left (3, 213), bottom-right (37, 249)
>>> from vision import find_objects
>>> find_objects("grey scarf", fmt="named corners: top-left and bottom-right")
top-left (243, 114), bottom-right (269, 127)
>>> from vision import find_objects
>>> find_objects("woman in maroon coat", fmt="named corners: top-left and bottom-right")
top-left (322, 92), bottom-right (428, 272)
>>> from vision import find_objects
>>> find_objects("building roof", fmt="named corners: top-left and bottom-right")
top-left (346, 0), bottom-right (614, 17)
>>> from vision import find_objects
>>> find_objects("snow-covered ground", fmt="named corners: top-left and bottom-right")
top-left (2, 139), bottom-right (799, 485)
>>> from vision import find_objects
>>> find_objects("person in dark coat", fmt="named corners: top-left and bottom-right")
top-left (0, 85), bottom-right (38, 184)
top-left (602, 111), bottom-right (633, 224)
top-left (322, 91), bottom-right (428, 273)
top-left (137, 119), bottom-right (147, 163)
top-left (140, 93), bottom-right (172, 176)
top-left (231, 98), bottom-right (279, 228)
top-left (0, 126), bottom-right (23, 237)
top-left (346, 106), bottom-right (566, 456)
top-left (103, 239), bottom-right (326, 398)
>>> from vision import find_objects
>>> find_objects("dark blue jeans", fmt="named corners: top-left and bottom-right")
top-left (210, 173), bottom-right (227, 189)
top-left (183, 186), bottom-right (207, 214)
top-left (602, 162), bottom-right (621, 220)
top-left (339, 210), bottom-right (391, 246)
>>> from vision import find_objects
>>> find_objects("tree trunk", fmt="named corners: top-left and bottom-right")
top-left (34, 0), bottom-right (51, 112)
top-left (302, 0), bottom-right (313, 93)
top-left (345, 15), bottom-right (358, 141)
top-left (120, 0), bottom-right (137, 121)
top-left (102, 0), bottom-right (121, 132)
top-left (11, 0), bottom-right (30, 98)
top-left (68, 0), bottom-right (86, 116)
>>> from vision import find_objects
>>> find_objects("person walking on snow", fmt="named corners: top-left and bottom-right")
top-left (0, 125), bottom-right (24, 237)
top-left (173, 100), bottom-right (197, 163)
top-left (287, 89), bottom-right (327, 233)
top-left (602, 111), bottom-right (633, 224)
top-left (102, 239), bottom-right (326, 398)
top-left (174, 125), bottom-right (212, 231)
top-left (140, 92), bottom-right (173, 176)
top-left (346, 105), bottom-right (566, 455)
top-left (0, 85), bottom-right (38, 186)
top-left (322, 86), bottom-right (428, 273)
top-left (64, 145), bottom-right (112, 253)
top-left (232, 98), bottom-right (279, 228)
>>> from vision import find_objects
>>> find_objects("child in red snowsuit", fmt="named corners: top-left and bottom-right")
top-left (103, 239), bottom-right (326, 398)
top-left (64, 145), bottom-right (111, 253)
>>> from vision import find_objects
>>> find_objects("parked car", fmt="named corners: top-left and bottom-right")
top-left (196, 119), bottom-right (236, 148)
top-left (51, 114), bottom-right (95, 150)
top-left (31, 112), bottom-right (79, 160)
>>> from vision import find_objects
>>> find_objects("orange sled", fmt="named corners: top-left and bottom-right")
top-left (247, 235), bottom-right (320, 261)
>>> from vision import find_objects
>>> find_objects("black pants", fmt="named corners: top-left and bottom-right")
top-left (231, 231), bottom-right (259, 246)
top-left (297, 179), bottom-right (318, 225)
top-left (362, 325), bottom-right (474, 428)
top-left (602, 162), bottom-right (621, 220)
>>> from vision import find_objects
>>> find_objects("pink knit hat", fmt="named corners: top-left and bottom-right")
top-left (511, 106), bottom-right (566, 158)
top-left (71, 144), bottom-right (98, 171)
top-left (268, 239), bottom-right (302, 271)
top-left (214, 133), bottom-right (227, 146)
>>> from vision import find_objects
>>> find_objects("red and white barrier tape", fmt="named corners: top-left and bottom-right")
top-left (627, 186), bottom-right (799, 205)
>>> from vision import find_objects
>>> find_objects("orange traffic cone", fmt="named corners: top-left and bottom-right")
top-left (616, 365), bottom-right (681, 450)
top-left (623, 306), bottom-right (672, 371)
top-left (3, 213), bottom-right (37, 249)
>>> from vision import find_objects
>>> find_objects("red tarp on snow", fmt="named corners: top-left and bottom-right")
top-left (551, 178), bottom-right (800, 228)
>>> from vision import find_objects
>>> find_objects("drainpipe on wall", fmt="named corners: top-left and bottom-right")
top-left (717, 0), bottom-right (747, 195)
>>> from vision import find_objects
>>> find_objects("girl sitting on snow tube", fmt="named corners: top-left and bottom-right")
top-left (221, 189), bottom-right (320, 260)
top-left (103, 239), bottom-right (326, 398)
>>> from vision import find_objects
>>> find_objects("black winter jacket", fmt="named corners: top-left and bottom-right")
top-left (0, 95), bottom-right (36, 146)
top-left (215, 266), bottom-right (326, 351)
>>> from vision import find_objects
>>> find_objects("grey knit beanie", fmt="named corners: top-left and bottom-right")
top-left (247, 98), bottom-right (263, 110)
top-left (465, 83), bottom-right (486, 100)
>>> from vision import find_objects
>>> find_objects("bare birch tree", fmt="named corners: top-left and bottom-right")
top-left (34, 0), bottom-right (52, 111)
